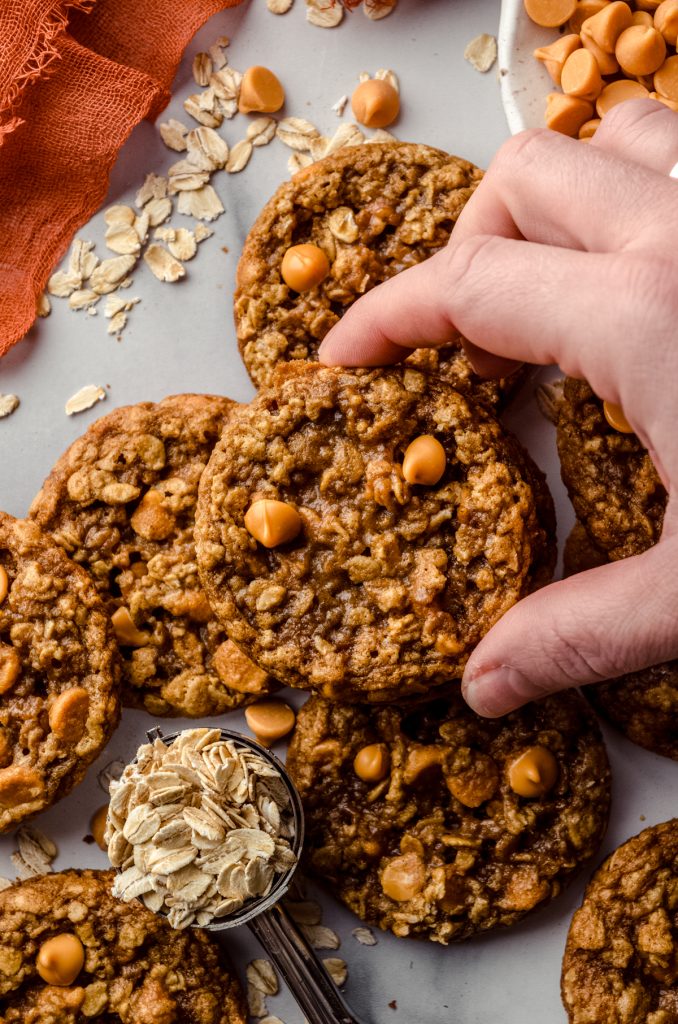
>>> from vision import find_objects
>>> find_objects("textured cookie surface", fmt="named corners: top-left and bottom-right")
top-left (564, 521), bottom-right (678, 760)
top-left (287, 691), bottom-right (611, 943)
top-left (0, 868), bottom-right (246, 1023)
top-left (196, 365), bottom-right (556, 702)
top-left (557, 378), bottom-right (666, 560)
top-left (562, 820), bottom-right (678, 1024)
top-left (235, 141), bottom-right (523, 406)
top-left (0, 513), bottom-right (120, 833)
top-left (30, 395), bottom-right (275, 718)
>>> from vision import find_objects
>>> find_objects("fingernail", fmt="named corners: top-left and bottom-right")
top-left (461, 665), bottom-right (532, 718)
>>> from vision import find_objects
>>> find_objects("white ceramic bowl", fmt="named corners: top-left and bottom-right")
top-left (498, 0), bottom-right (559, 133)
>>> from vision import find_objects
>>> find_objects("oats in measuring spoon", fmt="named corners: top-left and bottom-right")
top-left (107, 729), bottom-right (298, 929)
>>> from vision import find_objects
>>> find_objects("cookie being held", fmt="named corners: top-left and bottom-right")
top-left (196, 365), bottom-right (556, 702)
top-left (0, 514), bottom-right (120, 832)
top-left (0, 868), bottom-right (247, 1023)
top-left (287, 691), bottom-right (611, 943)
top-left (561, 820), bottom-right (678, 1024)
top-left (30, 395), bottom-right (275, 718)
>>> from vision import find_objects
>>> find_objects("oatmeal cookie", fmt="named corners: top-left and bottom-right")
top-left (0, 514), bottom-right (120, 833)
top-left (0, 868), bottom-right (246, 1023)
top-left (30, 395), bottom-right (275, 718)
top-left (557, 378), bottom-right (666, 560)
top-left (234, 141), bottom-right (525, 406)
top-left (287, 691), bottom-right (610, 943)
top-left (561, 820), bottom-right (678, 1024)
top-left (196, 365), bottom-right (556, 702)
top-left (564, 521), bottom-right (678, 760)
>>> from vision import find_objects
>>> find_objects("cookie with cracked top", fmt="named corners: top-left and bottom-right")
top-left (196, 364), bottom-right (556, 702)
top-left (561, 820), bottom-right (678, 1024)
top-left (235, 141), bottom-right (525, 406)
top-left (0, 868), bottom-right (246, 1023)
top-left (30, 395), bottom-right (275, 718)
top-left (287, 690), bottom-right (610, 943)
top-left (0, 513), bottom-right (120, 833)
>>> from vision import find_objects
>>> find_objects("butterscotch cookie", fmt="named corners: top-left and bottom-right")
top-left (196, 365), bottom-right (556, 702)
top-left (557, 377), bottom-right (666, 560)
top-left (30, 395), bottom-right (275, 718)
top-left (564, 521), bottom-right (678, 760)
top-left (234, 141), bottom-right (524, 406)
top-left (0, 868), bottom-right (246, 1023)
top-left (287, 691), bottom-right (611, 943)
top-left (562, 820), bottom-right (678, 1024)
top-left (0, 513), bottom-right (120, 833)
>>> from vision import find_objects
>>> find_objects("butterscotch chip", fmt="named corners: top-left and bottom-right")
top-left (213, 639), bottom-right (273, 694)
top-left (287, 691), bottom-right (611, 942)
top-left (196, 365), bottom-right (556, 703)
top-left (30, 395), bottom-right (277, 718)
top-left (561, 820), bottom-right (678, 1023)
top-left (0, 869), bottom-right (247, 1023)
top-left (234, 142), bottom-right (525, 409)
top-left (556, 378), bottom-right (665, 559)
top-left (0, 514), bottom-right (120, 832)
top-left (563, 521), bottom-right (678, 760)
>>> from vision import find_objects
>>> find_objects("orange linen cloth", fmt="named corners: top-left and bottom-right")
top-left (0, 0), bottom-right (244, 357)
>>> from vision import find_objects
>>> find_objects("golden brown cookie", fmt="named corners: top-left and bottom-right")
top-left (557, 378), bottom-right (666, 560)
top-left (561, 820), bottom-right (678, 1024)
top-left (234, 141), bottom-right (525, 406)
top-left (564, 521), bottom-right (677, 760)
top-left (287, 691), bottom-right (611, 943)
top-left (0, 868), bottom-right (247, 1023)
top-left (196, 364), bottom-right (556, 702)
top-left (0, 513), bottom-right (120, 832)
top-left (30, 395), bottom-right (275, 718)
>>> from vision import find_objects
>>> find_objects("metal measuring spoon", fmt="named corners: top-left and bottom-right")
top-left (117, 726), bottom-right (367, 1024)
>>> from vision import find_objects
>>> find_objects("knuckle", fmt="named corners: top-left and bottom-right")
top-left (597, 97), bottom-right (666, 140)
top-left (489, 127), bottom-right (554, 180)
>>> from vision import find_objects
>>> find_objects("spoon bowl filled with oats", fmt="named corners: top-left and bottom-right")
top-left (106, 726), bottom-right (366, 1024)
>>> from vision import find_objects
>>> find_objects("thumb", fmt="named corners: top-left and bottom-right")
top-left (461, 532), bottom-right (678, 717)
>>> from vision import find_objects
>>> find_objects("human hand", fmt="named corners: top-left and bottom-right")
top-left (318, 99), bottom-right (678, 717)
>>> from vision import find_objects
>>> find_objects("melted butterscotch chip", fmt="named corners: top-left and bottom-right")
top-left (287, 690), bottom-right (611, 943)
top-left (0, 514), bottom-right (120, 832)
top-left (30, 395), bottom-right (276, 718)
top-left (562, 821), bottom-right (678, 1024)
top-left (0, 869), bottom-right (247, 1024)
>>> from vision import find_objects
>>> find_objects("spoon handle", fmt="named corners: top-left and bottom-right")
top-left (247, 903), bottom-right (368, 1024)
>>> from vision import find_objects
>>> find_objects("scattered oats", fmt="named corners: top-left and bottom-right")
top-left (364, 0), bottom-right (398, 18)
top-left (331, 94), bottom-right (348, 116)
top-left (306, 0), bottom-right (344, 26)
top-left (323, 958), bottom-right (348, 987)
top-left (310, 135), bottom-right (330, 161)
top-left (168, 160), bottom-right (211, 193)
top-left (375, 68), bottom-right (399, 92)
top-left (159, 118), bottom-right (189, 152)
top-left (324, 122), bottom-right (364, 155)
top-left (358, 71), bottom-right (370, 84)
top-left (210, 67), bottom-right (242, 102)
top-left (105, 295), bottom-right (140, 318)
top-left (369, 128), bottom-right (397, 142)
top-left (11, 853), bottom-right (37, 880)
top-left (328, 206), bottom-right (359, 243)
top-left (118, 278), bottom-right (133, 289)
top-left (464, 33), bottom-right (497, 73)
top-left (285, 899), bottom-right (322, 925)
top-left (247, 960), bottom-right (279, 996)
top-left (288, 152), bottom-right (313, 175)
top-left (17, 826), bottom-right (57, 873)
top-left (193, 52), bottom-right (212, 87)
top-left (177, 184), bottom-right (224, 221)
top-left (69, 239), bottom-right (99, 281)
top-left (247, 117), bottom-right (277, 147)
top-left (301, 924), bottom-right (341, 949)
top-left (217, 96), bottom-right (239, 120)
top-left (183, 94), bottom-right (223, 128)
top-left (36, 291), bottom-right (51, 317)
top-left (99, 759), bottom-right (125, 793)
top-left (89, 255), bottom-right (137, 295)
top-left (209, 36), bottom-right (230, 70)
top-left (107, 311), bottom-right (127, 335)
top-left (155, 227), bottom-right (198, 261)
top-left (47, 269), bottom-right (81, 298)
top-left (226, 139), bottom-right (253, 173)
top-left (0, 394), bottom-right (19, 418)
top-left (145, 196), bottom-right (173, 227)
top-left (267, 0), bottom-right (294, 11)
top-left (136, 173), bottom-right (169, 207)
top-left (0, 877), bottom-right (12, 892)
top-left (247, 986), bottom-right (268, 1019)
top-left (186, 126), bottom-right (229, 170)
top-left (277, 116), bottom-right (320, 151)
top-left (104, 223), bottom-right (141, 256)
top-left (104, 205), bottom-right (135, 228)
top-left (87, 307), bottom-right (98, 316)
top-left (194, 223), bottom-right (213, 243)
top-left (143, 244), bottom-right (186, 283)
top-left (536, 379), bottom-right (565, 424)
top-left (68, 289), bottom-right (100, 311)
top-left (65, 384), bottom-right (106, 416)
top-left (352, 926), bottom-right (377, 945)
